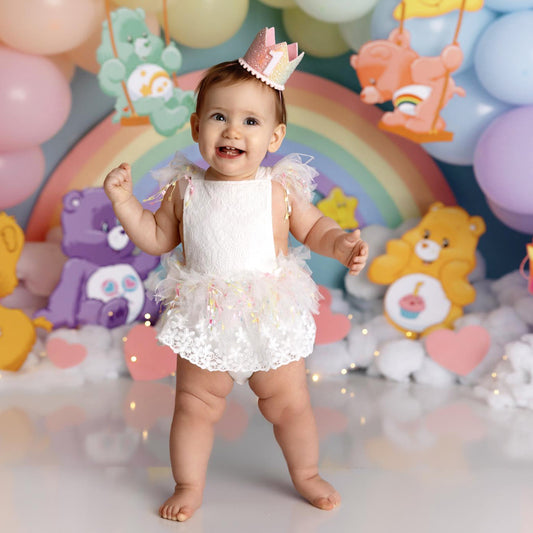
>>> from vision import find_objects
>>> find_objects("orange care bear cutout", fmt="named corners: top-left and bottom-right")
top-left (368, 203), bottom-right (485, 337)
top-left (350, 29), bottom-right (465, 143)
top-left (0, 213), bottom-right (52, 371)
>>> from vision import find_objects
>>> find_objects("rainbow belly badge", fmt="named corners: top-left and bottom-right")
top-left (385, 274), bottom-right (451, 333)
top-left (392, 84), bottom-right (432, 116)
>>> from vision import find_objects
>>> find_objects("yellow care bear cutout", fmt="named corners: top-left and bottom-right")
top-left (368, 202), bottom-right (485, 337)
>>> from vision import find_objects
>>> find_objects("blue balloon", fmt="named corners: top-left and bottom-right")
top-left (484, 0), bottom-right (533, 12)
top-left (371, 0), bottom-right (497, 73)
top-left (422, 69), bottom-right (513, 165)
top-left (474, 10), bottom-right (533, 105)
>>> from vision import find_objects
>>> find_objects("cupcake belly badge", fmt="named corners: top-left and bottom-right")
top-left (384, 274), bottom-right (451, 334)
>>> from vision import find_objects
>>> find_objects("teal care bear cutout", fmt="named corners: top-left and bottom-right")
top-left (97, 7), bottom-right (195, 137)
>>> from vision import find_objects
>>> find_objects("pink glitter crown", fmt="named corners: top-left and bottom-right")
top-left (238, 27), bottom-right (304, 91)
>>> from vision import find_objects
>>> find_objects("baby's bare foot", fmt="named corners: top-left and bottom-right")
top-left (293, 473), bottom-right (341, 511)
top-left (159, 484), bottom-right (203, 522)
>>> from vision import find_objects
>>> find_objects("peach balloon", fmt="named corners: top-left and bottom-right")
top-left (164, 0), bottom-right (249, 49)
top-left (113, 0), bottom-right (169, 12)
top-left (0, 0), bottom-right (102, 55)
top-left (68, 7), bottom-right (161, 74)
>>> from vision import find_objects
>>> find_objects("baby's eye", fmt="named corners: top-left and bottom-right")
top-left (244, 117), bottom-right (259, 126)
top-left (212, 113), bottom-right (225, 122)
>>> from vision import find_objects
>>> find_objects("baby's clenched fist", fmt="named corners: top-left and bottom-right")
top-left (104, 163), bottom-right (133, 205)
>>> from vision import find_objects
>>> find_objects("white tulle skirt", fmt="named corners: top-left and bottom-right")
top-left (149, 247), bottom-right (320, 373)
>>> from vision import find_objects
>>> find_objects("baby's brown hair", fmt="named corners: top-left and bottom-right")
top-left (195, 60), bottom-right (287, 125)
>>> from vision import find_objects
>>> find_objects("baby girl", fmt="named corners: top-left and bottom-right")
top-left (104, 28), bottom-right (368, 522)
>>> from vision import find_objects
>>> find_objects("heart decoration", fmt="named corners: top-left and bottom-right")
top-left (314, 286), bottom-right (351, 345)
top-left (124, 324), bottom-right (176, 381)
top-left (425, 325), bottom-right (491, 376)
top-left (46, 338), bottom-right (87, 368)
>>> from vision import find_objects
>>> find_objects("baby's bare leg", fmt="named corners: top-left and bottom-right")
top-left (249, 359), bottom-right (341, 510)
top-left (159, 356), bottom-right (233, 522)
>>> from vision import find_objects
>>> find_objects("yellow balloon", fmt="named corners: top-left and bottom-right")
top-left (282, 8), bottom-right (349, 58)
top-left (163, 0), bottom-right (249, 49)
top-left (258, 0), bottom-right (297, 7)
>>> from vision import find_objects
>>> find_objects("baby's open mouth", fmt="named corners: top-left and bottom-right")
top-left (217, 146), bottom-right (244, 158)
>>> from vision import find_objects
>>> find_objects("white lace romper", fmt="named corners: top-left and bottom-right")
top-left (149, 153), bottom-right (320, 384)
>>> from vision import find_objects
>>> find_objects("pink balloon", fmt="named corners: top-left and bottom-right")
top-left (0, 146), bottom-right (45, 209)
top-left (0, 0), bottom-right (102, 55)
top-left (0, 47), bottom-right (72, 151)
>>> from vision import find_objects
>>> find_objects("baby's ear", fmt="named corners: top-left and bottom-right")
top-left (268, 123), bottom-right (286, 153)
top-left (190, 113), bottom-right (200, 142)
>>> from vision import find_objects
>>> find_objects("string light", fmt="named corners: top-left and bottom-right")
top-left (405, 331), bottom-right (414, 338)
top-left (144, 320), bottom-right (151, 327)
top-left (341, 388), bottom-right (347, 395)
top-left (360, 416), bottom-right (366, 425)
top-left (311, 373), bottom-right (320, 382)
top-left (350, 363), bottom-right (356, 369)
top-left (362, 328), bottom-right (368, 335)
top-left (493, 389), bottom-right (500, 395)
top-left (122, 336), bottom-right (128, 343)
top-left (130, 356), bottom-right (137, 363)
top-left (341, 369), bottom-right (348, 375)
top-left (373, 350), bottom-right (380, 357)
top-left (142, 430), bottom-right (148, 440)
top-left (491, 372), bottom-right (497, 379)
top-left (130, 402), bottom-right (136, 411)
top-left (502, 354), bottom-right (508, 361)
top-left (350, 392), bottom-right (355, 398)
top-left (347, 314), bottom-right (353, 320)
top-left (144, 313), bottom-right (151, 320)
top-left (108, 311), bottom-right (114, 317)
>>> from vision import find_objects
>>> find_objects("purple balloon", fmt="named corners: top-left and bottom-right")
top-left (0, 146), bottom-right (45, 209)
top-left (0, 46), bottom-right (72, 151)
top-left (474, 106), bottom-right (533, 229)
top-left (487, 198), bottom-right (533, 234)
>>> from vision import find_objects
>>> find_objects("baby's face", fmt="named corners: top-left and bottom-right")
top-left (191, 80), bottom-right (285, 181)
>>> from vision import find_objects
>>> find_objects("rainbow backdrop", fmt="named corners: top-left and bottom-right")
top-left (26, 70), bottom-right (455, 287)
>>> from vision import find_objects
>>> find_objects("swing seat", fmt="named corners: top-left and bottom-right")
top-left (121, 115), bottom-right (151, 126)
top-left (378, 121), bottom-right (454, 143)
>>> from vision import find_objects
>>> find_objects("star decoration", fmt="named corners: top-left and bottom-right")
top-left (316, 187), bottom-right (359, 230)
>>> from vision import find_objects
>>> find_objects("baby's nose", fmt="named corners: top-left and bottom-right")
top-left (223, 123), bottom-right (241, 138)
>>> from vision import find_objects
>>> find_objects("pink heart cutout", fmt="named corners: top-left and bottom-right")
top-left (124, 324), bottom-right (176, 381)
top-left (46, 338), bottom-right (87, 368)
top-left (425, 325), bottom-right (491, 376)
top-left (314, 286), bottom-right (351, 345)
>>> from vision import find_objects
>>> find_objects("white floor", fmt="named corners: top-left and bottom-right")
top-left (2, 372), bottom-right (533, 533)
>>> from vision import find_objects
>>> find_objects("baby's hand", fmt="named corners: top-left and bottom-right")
top-left (103, 163), bottom-right (133, 205)
top-left (334, 229), bottom-right (369, 276)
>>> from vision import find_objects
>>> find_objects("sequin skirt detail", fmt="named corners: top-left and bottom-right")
top-left (148, 247), bottom-right (320, 373)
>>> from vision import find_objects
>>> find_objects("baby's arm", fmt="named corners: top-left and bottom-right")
top-left (103, 163), bottom-right (181, 255)
top-left (289, 196), bottom-right (368, 276)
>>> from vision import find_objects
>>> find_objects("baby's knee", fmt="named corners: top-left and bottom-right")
top-left (258, 390), bottom-right (310, 426)
top-left (174, 389), bottom-right (227, 423)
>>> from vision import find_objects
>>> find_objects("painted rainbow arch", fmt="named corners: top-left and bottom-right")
top-left (27, 71), bottom-right (455, 287)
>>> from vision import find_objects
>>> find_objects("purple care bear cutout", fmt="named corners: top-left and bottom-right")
top-left (35, 188), bottom-right (160, 329)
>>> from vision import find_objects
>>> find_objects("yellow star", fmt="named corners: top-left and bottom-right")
top-left (393, 0), bottom-right (484, 20)
top-left (316, 187), bottom-right (359, 230)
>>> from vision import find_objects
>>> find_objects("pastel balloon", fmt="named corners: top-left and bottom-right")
top-left (483, 0), bottom-right (533, 11)
top-left (294, 0), bottom-right (378, 24)
top-left (0, 47), bottom-right (72, 151)
top-left (474, 106), bottom-right (533, 227)
top-left (371, 0), bottom-right (497, 73)
top-left (422, 69), bottom-right (513, 166)
top-left (283, 8), bottom-right (350, 58)
top-left (68, 9), bottom-right (160, 74)
top-left (165, 0), bottom-right (248, 48)
top-left (339, 10), bottom-right (373, 51)
top-left (258, 0), bottom-right (297, 7)
top-left (0, 0), bottom-right (102, 55)
top-left (474, 11), bottom-right (533, 105)
top-left (0, 147), bottom-right (45, 209)
top-left (486, 199), bottom-right (533, 234)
